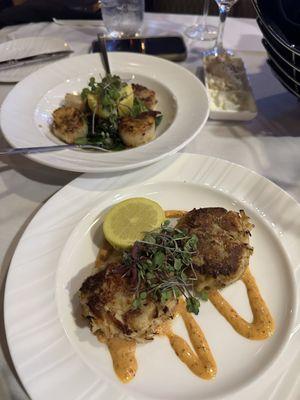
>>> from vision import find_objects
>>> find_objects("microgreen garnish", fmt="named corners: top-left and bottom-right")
top-left (79, 75), bottom-right (129, 150)
top-left (120, 220), bottom-right (202, 315)
top-left (81, 75), bottom-right (126, 105)
top-left (198, 290), bottom-right (209, 301)
top-left (131, 97), bottom-right (148, 117)
top-left (79, 75), bottom-right (163, 151)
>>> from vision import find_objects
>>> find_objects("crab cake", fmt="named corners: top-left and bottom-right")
top-left (132, 83), bottom-right (157, 110)
top-left (52, 106), bottom-right (88, 144)
top-left (176, 208), bottom-right (254, 292)
top-left (79, 263), bottom-right (177, 343)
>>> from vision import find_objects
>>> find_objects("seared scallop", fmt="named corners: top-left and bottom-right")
top-left (52, 106), bottom-right (88, 144)
top-left (132, 83), bottom-right (157, 110)
top-left (118, 111), bottom-right (157, 147)
top-left (79, 263), bottom-right (177, 342)
top-left (176, 208), bottom-right (254, 292)
top-left (64, 93), bottom-right (85, 111)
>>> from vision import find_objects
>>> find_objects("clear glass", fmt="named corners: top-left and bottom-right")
top-left (101, 0), bottom-right (144, 38)
top-left (204, 0), bottom-right (239, 56)
top-left (185, 0), bottom-right (217, 41)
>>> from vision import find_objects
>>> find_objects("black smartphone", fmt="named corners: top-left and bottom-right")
top-left (91, 36), bottom-right (187, 62)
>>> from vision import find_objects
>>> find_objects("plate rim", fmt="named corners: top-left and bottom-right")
top-left (4, 153), bottom-right (300, 400)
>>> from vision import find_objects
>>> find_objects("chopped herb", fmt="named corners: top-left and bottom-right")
top-left (186, 296), bottom-right (200, 314)
top-left (132, 298), bottom-right (141, 310)
top-left (131, 97), bottom-right (148, 117)
top-left (198, 290), bottom-right (209, 301)
top-left (155, 114), bottom-right (163, 127)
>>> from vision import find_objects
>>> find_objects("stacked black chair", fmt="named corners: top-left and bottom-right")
top-left (253, 0), bottom-right (300, 98)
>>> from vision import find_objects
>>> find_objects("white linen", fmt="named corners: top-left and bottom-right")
top-left (0, 13), bottom-right (299, 400)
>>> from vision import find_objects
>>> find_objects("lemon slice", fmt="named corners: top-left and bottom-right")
top-left (118, 84), bottom-right (134, 117)
top-left (103, 197), bottom-right (165, 249)
top-left (87, 93), bottom-right (110, 119)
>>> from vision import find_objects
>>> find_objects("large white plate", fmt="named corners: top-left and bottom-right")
top-left (4, 154), bottom-right (300, 400)
top-left (0, 52), bottom-right (209, 173)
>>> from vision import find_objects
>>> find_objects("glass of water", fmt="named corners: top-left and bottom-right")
top-left (101, 0), bottom-right (145, 38)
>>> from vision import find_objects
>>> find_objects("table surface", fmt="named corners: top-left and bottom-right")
top-left (0, 12), bottom-right (299, 400)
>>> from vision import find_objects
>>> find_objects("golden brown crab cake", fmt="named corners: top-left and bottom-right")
top-left (132, 83), bottom-right (157, 110)
top-left (176, 208), bottom-right (254, 292)
top-left (118, 111), bottom-right (159, 147)
top-left (52, 106), bottom-right (88, 144)
top-left (79, 263), bottom-right (177, 343)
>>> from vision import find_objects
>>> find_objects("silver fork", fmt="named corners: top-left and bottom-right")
top-left (0, 144), bottom-right (111, 156)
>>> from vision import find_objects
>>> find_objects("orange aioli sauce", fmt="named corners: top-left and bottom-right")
top-left (107, 338), bottom-right (137, 383)
top-left (94, 211), bottom-right (274, 383)
top-left (159, 298), bottom-right (217, 380)
top-left (209, 268), bottom-right (275, 339)
top-left (165, 210), bottom-right (187, 218)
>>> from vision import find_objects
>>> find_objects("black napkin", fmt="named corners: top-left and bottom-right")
top-left (0, 0), bottom-right (102, 28)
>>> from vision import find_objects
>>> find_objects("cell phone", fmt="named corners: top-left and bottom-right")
top-left (91, 36), bottom-right (187, 62)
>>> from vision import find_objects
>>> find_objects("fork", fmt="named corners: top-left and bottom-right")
top-left (0, 144), bottom-right (111, 156)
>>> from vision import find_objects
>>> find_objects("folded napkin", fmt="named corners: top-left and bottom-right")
top-left (0, 37), bottom-right (72, 83)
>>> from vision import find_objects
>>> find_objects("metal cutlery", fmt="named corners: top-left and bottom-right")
top-left (0, 50), bottom-right (73, 71)
top-left (97, 34), bottom-right (111, 75)
top-left (0, 144), bottom-right (110, 156)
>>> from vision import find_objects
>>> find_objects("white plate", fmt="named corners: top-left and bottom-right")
top-left (0, 53), bottom-right (209, 173)
top-left (4, 153), bottom-right (300, 400)
top-left (0, 37), bottom-right (72, 83)
top-left (203, 56), bottom-right (257, 121)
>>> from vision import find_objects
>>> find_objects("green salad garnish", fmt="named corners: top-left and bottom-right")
top-left (120, 220), bottom-right (208, 315)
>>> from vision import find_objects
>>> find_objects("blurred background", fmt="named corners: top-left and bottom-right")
top-left (0, 0), bottom-right (256, 27)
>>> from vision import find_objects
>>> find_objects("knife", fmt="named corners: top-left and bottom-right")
top-left (0, 50), bottom-right (73, 71)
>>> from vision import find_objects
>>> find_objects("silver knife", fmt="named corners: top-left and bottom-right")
top-left (0, 50), bottom-right (73, 71)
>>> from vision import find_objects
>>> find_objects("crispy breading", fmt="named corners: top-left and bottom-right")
top-left (79, 263), bottom-right (177, 342)
top-left (176, 208), bottom-right (253, 291)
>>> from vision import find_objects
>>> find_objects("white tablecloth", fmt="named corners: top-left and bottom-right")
top-left (0, 12), bottom-right (299, 400)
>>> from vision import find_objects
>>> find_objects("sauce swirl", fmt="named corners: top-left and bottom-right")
top-left (209, 268), bottom-right (275, 339)
top-left (94, 211), bottom-right (274, 383)
top-left (160, 299), bottom-right (217, 379)
top-left (107, 338), bottom-right (137, 383)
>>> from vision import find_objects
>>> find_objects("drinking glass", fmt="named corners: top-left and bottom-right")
top-left (101, 0), bottom-right (144, 38)
top-left (205, 0), bottom-right (239, 56)
top-left (185, 0), bottom-right (217, 41)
